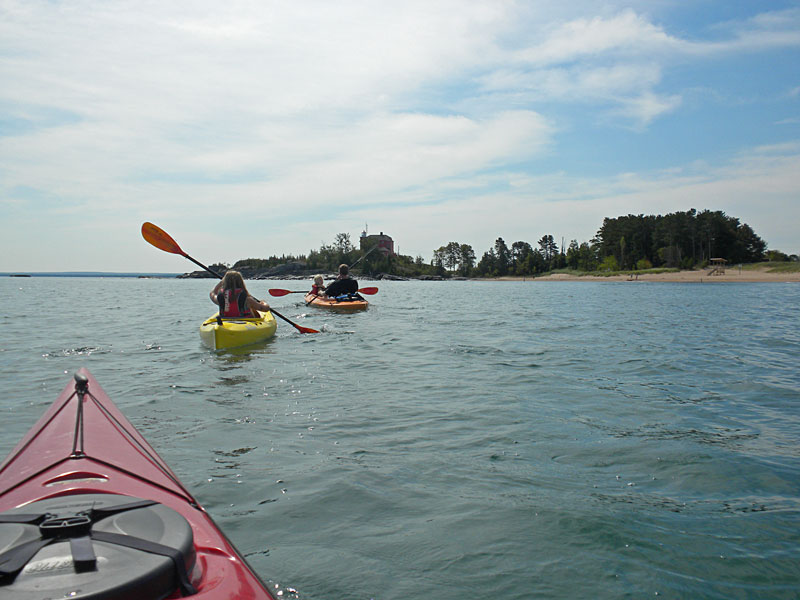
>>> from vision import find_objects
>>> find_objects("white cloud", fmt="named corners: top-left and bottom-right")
top-left (679, 7), bottom-right (800, 56)
top-left (479, 7), bottom-right (800, 124)
top-left (2, 2), bottom-right (800, 270)
top-left (615, 91), bottom-right (683, 128)
top-left (515, 9), bottom-right (677, 66)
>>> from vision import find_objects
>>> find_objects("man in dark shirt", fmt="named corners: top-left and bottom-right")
top-left (324, 264), bottom-right (358, 297)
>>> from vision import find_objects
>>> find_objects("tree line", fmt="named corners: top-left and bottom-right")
top-left (216, 232), bottom-right (444, 278)
top-left (433, 209), bottom-right (782, 277)
top-left (216, 208), bottom-right (791, 279)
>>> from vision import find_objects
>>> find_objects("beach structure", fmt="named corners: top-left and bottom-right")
top-left (708, 258), bottom-right (727, 275)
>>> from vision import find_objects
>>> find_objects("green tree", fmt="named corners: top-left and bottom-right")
top-left (432, 247), bottom-right (446, 269)
top-left (577, 242), bottom-right (598, 271)
top-left (566, 240), bottom-right (580, 269)
top-left (458, 244), bottom-right (476, 276)
top-left (476, 248), bottom-right (497, 276)
top-left (334, 233), bottom-right (354, 253)
top-left (538, 235), bottom-right (559, 267)
top-left (511, 241), bottom-right (533, 274)
top-left (599, 255), bottom-right (619, 271)
top-left (493, 238), bottom-right (510, 276)
top-left (596, 209), bottom-right (764, 268)
top-left (733, 223), bottom-right (766, 263)
top-left (766, 249), bottom-right (790, 262)
top-left (524, 249), bottom-right (546, 274)
top-left (444, 242), bottom-right (461, 272)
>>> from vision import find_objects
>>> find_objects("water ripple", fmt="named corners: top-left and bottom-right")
top-left (2, 278), bottom-right (799, 600)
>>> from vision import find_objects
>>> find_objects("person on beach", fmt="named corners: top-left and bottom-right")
top-left (324, 264), bottom-right (359, 297)
top-left (310, 274), bottom-right (327, 297)
top-left (210, 270), bottom-right (271, 318)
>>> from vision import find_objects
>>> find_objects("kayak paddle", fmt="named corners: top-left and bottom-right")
top-left (305, 292), bottom-right (320, 307)
top-left (269, 286), bottom-right (378, 297)
top-left (348, 244), bottom-right (378, 269)
top-left (141, 222), bottom-right (319, 334)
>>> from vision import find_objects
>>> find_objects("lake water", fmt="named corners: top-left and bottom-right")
top-left (1, 276), bottom-right (799, 599)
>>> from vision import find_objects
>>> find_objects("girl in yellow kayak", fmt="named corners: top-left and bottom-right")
top-left (210, 270), bottom-right (271, 318)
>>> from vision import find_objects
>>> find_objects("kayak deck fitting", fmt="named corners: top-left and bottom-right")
top-left (0, 369), bottom-right (275, 599)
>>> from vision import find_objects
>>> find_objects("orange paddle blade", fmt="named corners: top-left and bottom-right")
top-left (358, 287), bottom-right (378, 295)
top-left (296, 324), bottom-right (320, 334)
top-left (141, 222), bottom-right (185, 255)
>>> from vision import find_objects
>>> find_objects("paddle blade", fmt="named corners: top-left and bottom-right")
top-left (268, 289), bottom-right (292, 296)
top-left (358, 287), bottom-right (379, 295)
top-left (296, 324), bottom-right (320, 334)
top-left (142, 222), bottom-right (185, 256)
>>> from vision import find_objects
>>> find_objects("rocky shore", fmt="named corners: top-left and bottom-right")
top-left (177, 264), bottom-right (441, 281)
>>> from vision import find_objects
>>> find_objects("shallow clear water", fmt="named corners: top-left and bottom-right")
top-left (1, 277), bottom-right (799, 599)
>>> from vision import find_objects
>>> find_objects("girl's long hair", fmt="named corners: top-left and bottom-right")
top-left (221, 270), bottom-right (247, 292)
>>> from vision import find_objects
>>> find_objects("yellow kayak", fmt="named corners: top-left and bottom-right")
top-left (199, 311), bottom-right (277, 350)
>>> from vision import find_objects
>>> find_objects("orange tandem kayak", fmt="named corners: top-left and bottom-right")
top-left (304, 293), bottom-right (368, 311)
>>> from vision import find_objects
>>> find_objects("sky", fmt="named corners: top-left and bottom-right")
top-left (1, 0), bottom-right (799, 272)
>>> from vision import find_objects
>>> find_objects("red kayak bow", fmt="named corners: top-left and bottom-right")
top-left (0, 369), bottom-right (275, 599)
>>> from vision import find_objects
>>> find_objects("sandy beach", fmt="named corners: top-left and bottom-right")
top-left (494, 265), bottom-right (800, 283)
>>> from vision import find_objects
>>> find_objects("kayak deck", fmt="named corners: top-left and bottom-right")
top-left (304, 293), bottom-right (368, 311)
top-left (0, 369), bottom-right (274, 599)
top-left (199, 311), bottom-right (277, 350)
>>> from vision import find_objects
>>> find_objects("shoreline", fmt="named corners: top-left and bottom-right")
top-left (487, 266), bottom-right (800, 283)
